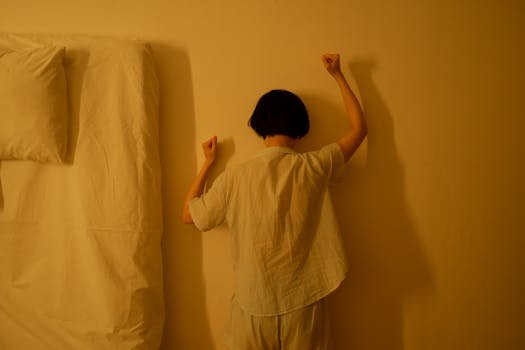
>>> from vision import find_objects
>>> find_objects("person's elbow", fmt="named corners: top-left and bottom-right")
top-left (338, 126), bottom-right (368, 162)
top-left (357, 123), bottom-right (368, 141)
top-left (351, 124), bottom-right (367, 142)
top-left (181, 204), bottom-right (194, 224)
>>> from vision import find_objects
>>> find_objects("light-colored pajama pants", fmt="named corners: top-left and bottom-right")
top-left (224, 297), bottom-right (332, 350)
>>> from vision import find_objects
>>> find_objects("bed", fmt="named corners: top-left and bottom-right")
top-left (0, 33), bottom-right (164, 349)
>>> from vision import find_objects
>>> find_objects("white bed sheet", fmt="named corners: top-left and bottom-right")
top-left (0, 33), bottom-right (163, 349)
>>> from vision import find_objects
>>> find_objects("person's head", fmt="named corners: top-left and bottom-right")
top-left (248, 89), bottom-right (309, 140)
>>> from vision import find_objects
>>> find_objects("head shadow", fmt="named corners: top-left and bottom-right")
top-left (300, 57), bottom-right (435, 349)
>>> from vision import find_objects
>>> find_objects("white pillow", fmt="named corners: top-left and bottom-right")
top-left (0, 45), bottom-right (69, 163)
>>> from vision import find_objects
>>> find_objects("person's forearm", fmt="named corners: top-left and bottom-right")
top-left (182, 160), bottom-right (213, 223)
top-left (333, 71), bottom-right (367, 132)
top-left (186, 161), bottom-right (213, 200)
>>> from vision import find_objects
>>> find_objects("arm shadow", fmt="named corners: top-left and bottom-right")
top-left (302, 58), bottom-right (435, 349)
top-left (150, 41), bottom-right (216, 350)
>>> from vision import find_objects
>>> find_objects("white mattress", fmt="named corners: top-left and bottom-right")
top-left (0, 33), bottom-right (164, 349)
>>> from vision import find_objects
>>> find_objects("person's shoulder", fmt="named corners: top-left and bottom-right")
top-left (303, 142), bottom-right (342, 159)
top-left (299, 142), bottom-right (345, 177)
top-left (221, 157), bottom-right (255, 176)
top-left (223, 162), bottom-right (243, 175)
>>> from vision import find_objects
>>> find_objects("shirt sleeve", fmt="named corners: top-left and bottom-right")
top-left (316, 142), bottom-right (345, 181)
top-left (188, 171), bottom-right (228, 232)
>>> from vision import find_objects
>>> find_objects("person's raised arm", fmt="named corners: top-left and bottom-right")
top-left (181, 136), bottom-right (217, 224)
top-left (322, 54), bottom-right (367, 162)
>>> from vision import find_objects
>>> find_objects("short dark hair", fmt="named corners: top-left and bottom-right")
top-left (248, 89), bottom-right (309, 139)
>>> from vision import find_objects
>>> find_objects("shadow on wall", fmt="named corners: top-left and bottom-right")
top-left (63, 48), bottom-right (88, 165)
top-left (303, 58), bottom-right (435, 350)
top-left (150, 42), bottom-right (215, 350)
top-left (0, 163), bottom-right (3, 210)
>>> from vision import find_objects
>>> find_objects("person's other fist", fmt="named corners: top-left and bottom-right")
top-left (202, 136), bottom-right (217, 164)
top-left (322, 53), bottom-right (341, 76)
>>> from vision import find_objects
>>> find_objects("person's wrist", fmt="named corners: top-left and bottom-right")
top-left (203, 159), bottom-right (214, 168)
top-left (332, 70), bottom-right (344, 80)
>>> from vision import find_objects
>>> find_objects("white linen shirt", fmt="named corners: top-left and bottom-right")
top-left (189, 142), bottom-right (348, 316)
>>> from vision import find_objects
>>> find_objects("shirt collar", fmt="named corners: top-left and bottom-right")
top-left (255, 146), bottom-right (297, 157)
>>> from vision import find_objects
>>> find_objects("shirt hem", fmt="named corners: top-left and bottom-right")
top-left (233, 272), bottom-right (347, 317)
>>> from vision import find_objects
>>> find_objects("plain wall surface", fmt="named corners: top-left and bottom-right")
top-left (1, 1), bottom-right (524, 349)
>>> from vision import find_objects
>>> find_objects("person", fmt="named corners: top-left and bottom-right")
top-left (182, 53), bottom-right (367, 350)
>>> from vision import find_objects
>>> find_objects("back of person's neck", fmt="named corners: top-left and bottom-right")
top-left (264, 135), bottom-right (299, 149)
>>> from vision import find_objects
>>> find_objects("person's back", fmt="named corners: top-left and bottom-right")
top-left (182, 54), bottom-right (367, 350)
top-left (204, 143), bottom-right (346, 316)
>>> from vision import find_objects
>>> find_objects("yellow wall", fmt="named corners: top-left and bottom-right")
top-left (2, 0), bottom-right (524, 349)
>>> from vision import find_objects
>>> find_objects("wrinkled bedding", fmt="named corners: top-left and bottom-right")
top-left (0, 33), bottom-right (164, 349)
